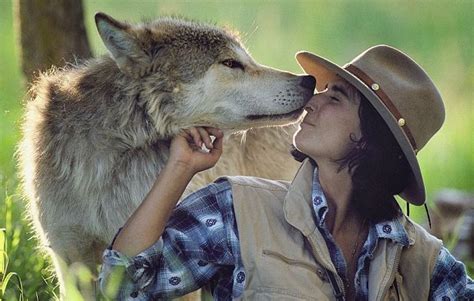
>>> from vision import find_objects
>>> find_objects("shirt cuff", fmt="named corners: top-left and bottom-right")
top-left (100, 238), bottom-right (165, 294)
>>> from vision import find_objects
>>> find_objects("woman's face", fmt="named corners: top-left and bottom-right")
top-left (293, 79), bottom-right (362, 164)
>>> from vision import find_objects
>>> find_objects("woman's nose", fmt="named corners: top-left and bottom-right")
top-left (304, 95), bottom-right (319, 113)
top-left (304, 104), bottom-right (315, 113)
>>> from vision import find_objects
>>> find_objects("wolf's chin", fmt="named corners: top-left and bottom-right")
top-left (246, 107), bottom-right (304, 121)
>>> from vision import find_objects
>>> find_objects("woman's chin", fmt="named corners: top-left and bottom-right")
top-left (293, 128), bottom-right (309, 144)
top-left (293, 134), bottom-right (307, 153)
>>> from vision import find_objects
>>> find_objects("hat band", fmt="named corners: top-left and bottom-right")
top-left (344, 64), bottom-right (418, 152)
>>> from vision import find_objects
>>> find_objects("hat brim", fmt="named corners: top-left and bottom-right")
top-left (296, 51), bottom-right (425, 205)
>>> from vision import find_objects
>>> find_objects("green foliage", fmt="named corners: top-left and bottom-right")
top-left (0, 0), bottom-right (472, 299)
top-left (101, 266), bottom-right (125, 300)
top-left (1, 190), bottom-right (57, 300)
top-left (1, 227), bottom-right (24, 301)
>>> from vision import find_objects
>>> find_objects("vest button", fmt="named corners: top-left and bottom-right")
top-left (316, 268), bottom-right (328, 282)
top-left (442, 297), bottom-right (451, 301)
top-left (382, 224), bottom-right (392, 234)
top-left (130, 291), bottom-right (138, 298)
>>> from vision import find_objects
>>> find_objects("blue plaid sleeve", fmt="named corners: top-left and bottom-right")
top-left (98, 179), bottom-right (244, 300)
top-left (429, 246), bottom-right (474, 300)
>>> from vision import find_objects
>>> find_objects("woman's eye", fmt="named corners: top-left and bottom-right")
top-left (221, 59), bottom-right (244, 71)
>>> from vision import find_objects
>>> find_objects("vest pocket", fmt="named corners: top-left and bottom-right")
top-left (243, 288), bottom-right (324, 300)
top-left (255, 249), bottom-right (333, 300)
top-left (263, 250), bottom-right (317, 271)
top-left (262, 249), bottom-right (327, 282)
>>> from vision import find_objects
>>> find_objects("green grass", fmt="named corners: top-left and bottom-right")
top-left (1, 227), bottom-right (24, 301)
top-left (1, 0), bottom-right (473, 299)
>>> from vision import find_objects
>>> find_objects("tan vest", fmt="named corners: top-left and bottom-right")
top-left (221, 159), bottom-right (442, 300)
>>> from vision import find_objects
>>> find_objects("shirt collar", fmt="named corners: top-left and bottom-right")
top-left (311, 167), bottom-right (329, 228)
top-left (311, 166), bottom-right (410, 247)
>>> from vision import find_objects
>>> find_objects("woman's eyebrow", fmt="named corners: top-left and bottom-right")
top-left (331, 84), bottom-right (350, 99)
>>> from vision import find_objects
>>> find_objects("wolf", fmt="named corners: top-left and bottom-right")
top-left (18, 12), bottom-right (315, 299)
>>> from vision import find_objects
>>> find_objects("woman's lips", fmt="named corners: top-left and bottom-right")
top-left (301, 120), bottom-right (315, 127)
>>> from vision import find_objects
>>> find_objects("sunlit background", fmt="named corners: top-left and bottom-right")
top-left (0, 0), bottom-right (472, 299)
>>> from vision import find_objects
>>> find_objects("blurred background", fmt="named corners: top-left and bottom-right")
top-left (0, 0), bottom-right (472, 299)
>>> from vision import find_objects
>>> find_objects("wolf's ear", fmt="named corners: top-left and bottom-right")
top-left (95, 12), bottom-right (150, 77)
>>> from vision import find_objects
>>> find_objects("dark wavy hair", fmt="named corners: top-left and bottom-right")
top-left (291, 93), bottom-right (411, 223)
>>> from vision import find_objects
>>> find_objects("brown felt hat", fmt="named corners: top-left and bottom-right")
top-left (296, 45), bottom-right (445, 205)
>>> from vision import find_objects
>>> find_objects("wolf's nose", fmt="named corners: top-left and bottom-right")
top-left (299, 75), bottom-right (316, 91)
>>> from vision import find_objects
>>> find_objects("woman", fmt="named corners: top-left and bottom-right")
top-left (99, 45), bottom-right (473, 300)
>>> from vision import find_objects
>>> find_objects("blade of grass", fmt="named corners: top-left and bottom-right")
top-left (1, 272), bottom-right (24, 301)
top-left (0, 228), bottom-right (5, 277)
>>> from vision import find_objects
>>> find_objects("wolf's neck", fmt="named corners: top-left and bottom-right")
top-left (66, 56), bottom-right (163, 150)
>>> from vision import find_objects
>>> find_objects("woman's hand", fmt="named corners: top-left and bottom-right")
top-left (114, 127), bottom-right (223, 257)
top-left (168, 127), bottom-right (224, 175)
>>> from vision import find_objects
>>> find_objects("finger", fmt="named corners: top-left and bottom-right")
top-left (205, 127), bottom-right (224, 140)
top-left (209, 132), bottom-right (224, 156)
top-left (187, 127), bottom-right (202, 147)
top-left (206, 128), bottom-right (223, 153)
top-left (197, 127), bottom-right (213, 149)
top-left (180, 129), bottom-right (192, 141)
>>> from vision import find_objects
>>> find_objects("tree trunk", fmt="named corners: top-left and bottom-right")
top-left (14, 0), bottom-right (92, 82)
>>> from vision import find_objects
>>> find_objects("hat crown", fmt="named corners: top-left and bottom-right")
top-left (348, 45), bottom-right (445, 151)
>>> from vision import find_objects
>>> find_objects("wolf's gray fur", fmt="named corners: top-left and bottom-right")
top-left (18, 12), bottom-right (314, 298)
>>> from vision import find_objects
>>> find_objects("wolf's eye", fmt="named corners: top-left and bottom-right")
top-left (221, 59), bottom-right (244, 71)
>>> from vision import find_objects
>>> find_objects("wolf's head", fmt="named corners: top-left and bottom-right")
top-left (95, 13), bottom-right (315, 137)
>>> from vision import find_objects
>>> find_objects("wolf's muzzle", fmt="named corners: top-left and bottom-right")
top-left (299, 75), bottom-right (316, 91)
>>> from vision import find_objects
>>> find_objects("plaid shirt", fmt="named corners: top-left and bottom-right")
top-left (99, 169), bottom-right (474, 300)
